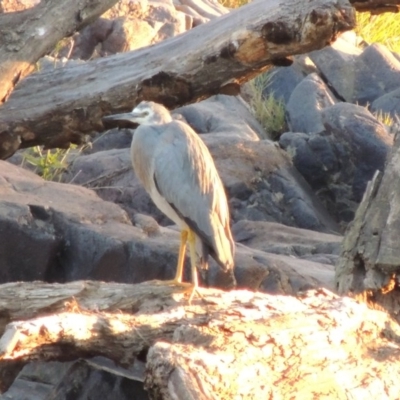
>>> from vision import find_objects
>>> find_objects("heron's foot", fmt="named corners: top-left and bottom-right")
top-left (160, 281), bottom-right (203, 304)
top-left (186, 286), bottom-right (205, 304)
top-left (159, 279), bottom-right (192, 288)
top-left (147, 278), bottom-right (192, 289)
top-left (147, 280), bottom-right (203, 303)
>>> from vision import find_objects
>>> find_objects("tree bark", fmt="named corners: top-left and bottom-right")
top-left (0, 281), bottom-right (399, 398)
top-left (336, 132), bottom-right (400, 323)
top-left (0, 0), bottom-right (355, 158)
top-left (0, 0), bottom-right (119, 106)
top-left (351, 0), bottom-right (400, 14)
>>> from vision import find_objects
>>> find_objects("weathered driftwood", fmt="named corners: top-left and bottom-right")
top-left (0, 0), bottom-right (355, 158)
top-left (0, 0), bottom-right (119, 106)
top-left (0, 280), bottom-right (399, 398)
top-left (336, 132), bottom-right (400, 323)
top-left (351, 0), bottom-right (400, 13)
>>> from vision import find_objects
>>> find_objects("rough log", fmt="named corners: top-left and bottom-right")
top-left (0, 281), bottom-right (400, 398)
top-left (0, 0), bottom-right (119, 105)
top-left (350, 0), bottom-right (400, 14)
top-left (0, 0), bottom-right (355, 158)
top-left (336, 132), bottom-right (400, 323)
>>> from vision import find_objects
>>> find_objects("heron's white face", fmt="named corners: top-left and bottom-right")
top-left (103, 101), bottom-right (172, 126)
top-left (129, 103), bottom-right (157, 125)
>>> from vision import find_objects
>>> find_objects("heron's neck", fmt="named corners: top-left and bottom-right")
top-left (152, 112), bottom-right (173, 125)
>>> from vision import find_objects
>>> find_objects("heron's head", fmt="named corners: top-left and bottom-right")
top-left (102, 101), bottom-right (173, 128)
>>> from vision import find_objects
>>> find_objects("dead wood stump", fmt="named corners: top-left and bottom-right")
top-left (0, 281), bottom-right (399, 398)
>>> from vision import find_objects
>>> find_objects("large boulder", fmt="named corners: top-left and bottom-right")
top-left (55, 0), bottom-right (227, 60)
top-left (286, 73), bottom-right (337, 134)
top-left (232, 220), bottom-right (341, 265)
top-left (260, 62), bottom-right (307, 105)
top-left (308, 36), bottom-right (361, 102)
top-left (352, 43), bottom-right (400, 105)
top-left (280, 103), bottom-right (392, 227)
top-left (175, 95), bottom-right (263, 140)
top-left (1, 358), bottom-right (148, 400)
top-left (371, 87), bottom-right (400, 118)
top-left (1, 159), bottom-right (336, 293)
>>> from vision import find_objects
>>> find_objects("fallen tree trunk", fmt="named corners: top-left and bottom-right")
top-left (0, 0), bottom-right (355, 158)
top-left (0, 0), bottom-right (119, 105)
top-left (0, 281), bottom-right (399, 398)
top-left (351, 0), bottom-right (400, 14)
top-left (336, 132), bottom-right (400, 323)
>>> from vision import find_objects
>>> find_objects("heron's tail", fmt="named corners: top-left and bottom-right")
top-left (195, 236), bottom-right (210, 272)
top-left (210, 220), bottom-right (235, 272)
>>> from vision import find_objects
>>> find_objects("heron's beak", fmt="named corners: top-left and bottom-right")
top-left (102, 111), bottom-right (143, 129)
top-left (102, 112), bottom-right (141, 123)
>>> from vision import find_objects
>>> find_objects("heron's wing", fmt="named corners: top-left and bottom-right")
top-left (153, 121), bottom-right (234, 270)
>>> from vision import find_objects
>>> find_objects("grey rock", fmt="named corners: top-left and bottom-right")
top-left (0, 160), bottom-right (179, 284)
top-left (70, 18), bottom-right (114, 60)
top-left (353, 43), bottom-right (400, 105)
top-left (232, 220), bottom-right (342, 263)
top-left (84, 128), bottom-right (133, 154)
top-left (1, 160), bottom-right (337, 294)
top-left (286, 73), bottom-right (337, 134)
top-left (261, 64), bottom-right (306, 105)
top-left (321, 103), bottom-right (392, 201)
top-left (215, 137), bottom-right (339, 233)
top-left (280, 103), bottom-right (393, 226)
top-left (175, 95), bottom-right (263, 140)
top-left (56, 0), bottom-right (191, 60)
top-left (225, 244), bottom-right (334, 295)
top-left (308, 36), bottom-right (361, 102)
top-left (280, 130), bottom-right (347, 192)
top-left (102, 17), bottom-right (155, 55)
top-left (0, 361), bottom-right (72, 400)
top-left (0, 0), bottom-right (40, 12)
top-left (62, 148), bottom-right (169, 225)
top-left (174, 4), bottom-right (209, 26)
top-left (1, 359), bottom-right (148, 400)
top-left (371, 87), bottom-right (400, 117)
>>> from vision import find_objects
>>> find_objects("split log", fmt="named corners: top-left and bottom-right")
top-left (0, 0), bottom-right (355, 158)
top-left (336, 132), bottom-right (400, 323)
top-left (0, 0), bottom-right (119, 105)
top-left (0, 281), bottom-right (400, 398)
top-left (351, 0), bottom-right (400, 14)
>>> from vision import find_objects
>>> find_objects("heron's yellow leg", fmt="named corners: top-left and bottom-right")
top-left (173, 230), bottom-right (188, 283)
top-left (161, 230), bottom-right (190, 286)
top-left (187, 229), bottom-right (199, 303)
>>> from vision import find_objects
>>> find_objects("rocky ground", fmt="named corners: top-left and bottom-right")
top-left (1, 0), bottom-right (399, 398)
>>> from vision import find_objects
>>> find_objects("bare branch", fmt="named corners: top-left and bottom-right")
top-left (0, 0), bottom-right (119, 104)
top-left (0, 0), bottom-right (355, 158)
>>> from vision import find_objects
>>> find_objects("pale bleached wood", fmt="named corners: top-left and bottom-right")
top-left (0, 0), bottom-right (119, 108)
top-left (0, 281), bottom-right (399, 399)
top-left (351, 0), bottom-right (400, 14)
top-left (145, 290), bottom-right (400, 399)
top-left (0, 0), bottom-right (355, 158)
top-left (0, 280), bottom-right (189, 334)
top-left (336, 132), bottom-right (400, 323)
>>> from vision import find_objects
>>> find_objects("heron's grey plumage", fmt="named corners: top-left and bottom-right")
top-left (103, 101), bottom-right (235, 275)
top-left (151, 119), bottom-right (234, 270)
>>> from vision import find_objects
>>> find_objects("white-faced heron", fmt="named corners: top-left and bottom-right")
top-left (103, 101), bottom-right (235, 297)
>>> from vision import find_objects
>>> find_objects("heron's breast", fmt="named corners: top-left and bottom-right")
top-left (131, 131), bottom-right (157, 191)
top-left (149, 185), bottom-right (188, 229)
